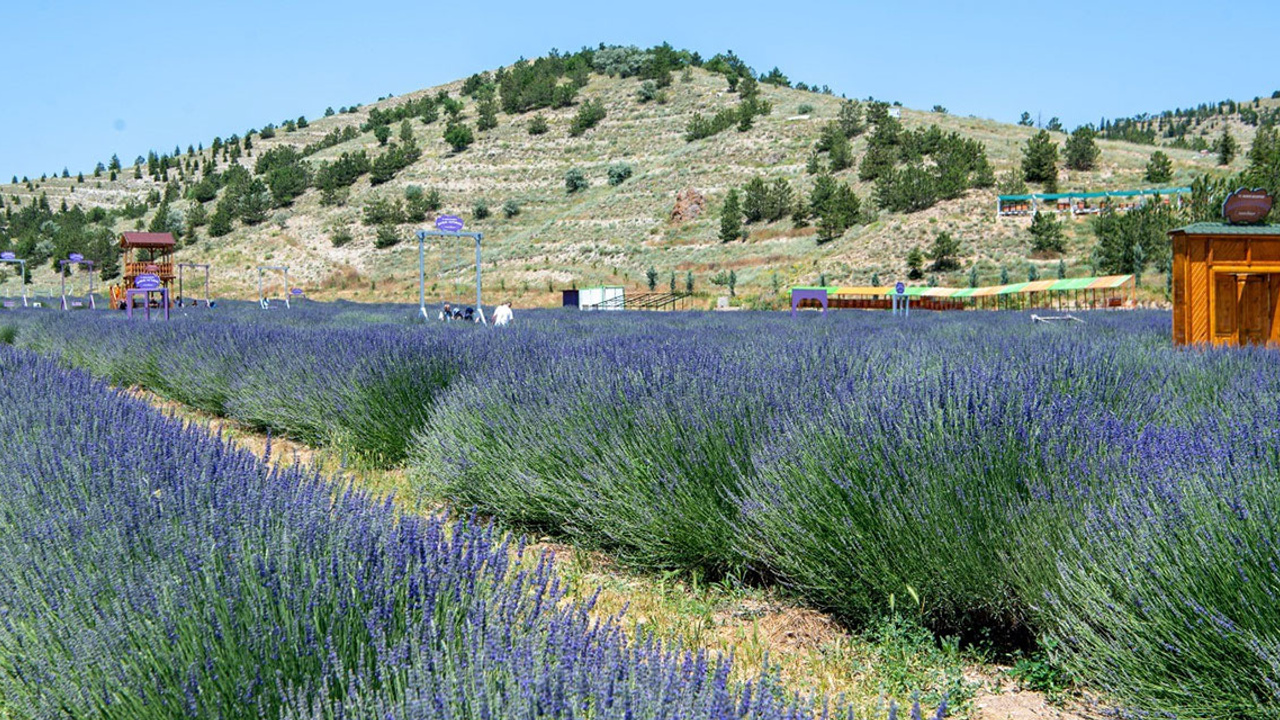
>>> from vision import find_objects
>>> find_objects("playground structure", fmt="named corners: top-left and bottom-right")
top-left (791, 275), bottom-right (1136, 315)
top-left (997, 187), bottom-right (1190, 219)
top-left (0, 252), bottom-right (28, 308)
top-left (110, 232), bottom-right (176, 310)
top-left (417, 229), bottom-right (485, 324)
top-left (60, 255), bottom-right (96, 310)
top-left (177, 263), bottom-right (213, 307)
top-left (258, 265), bottom-right (290, 309)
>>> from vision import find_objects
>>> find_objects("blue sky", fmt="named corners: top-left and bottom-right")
top-left (4, 0), bottom-right (1277, 180)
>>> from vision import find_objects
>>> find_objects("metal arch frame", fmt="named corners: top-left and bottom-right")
top-left (59, 259), bottom-right (96, 310)
top-left (177, 262), bottom-right (212, 307)
top-left (416, 229), bottom-right (485, 325)
top-left (257, 265), bottom-right (290, 309)
top-left (0, 258), bottom-right (28, 307)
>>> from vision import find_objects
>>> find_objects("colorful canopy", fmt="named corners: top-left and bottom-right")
top-left (792, 275), bottom-right (1134, 300)
top-left (999, 187), bottom-right (1190, 202)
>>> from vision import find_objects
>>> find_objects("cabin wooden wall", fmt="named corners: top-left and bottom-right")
top-left (1173, 232), bottom-right (1280, 346)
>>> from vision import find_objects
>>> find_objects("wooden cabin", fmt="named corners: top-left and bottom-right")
top-left (1169, 222), bottom-right (1280, 346)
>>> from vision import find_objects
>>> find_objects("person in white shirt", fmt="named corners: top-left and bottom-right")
top-left (493, 302), bottom-right (514, 326)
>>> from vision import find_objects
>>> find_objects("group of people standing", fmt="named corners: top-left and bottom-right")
top-left (440, 302), bottom-right (514, 326)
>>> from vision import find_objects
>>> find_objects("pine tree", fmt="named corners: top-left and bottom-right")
top-left (1145, 151), bottom-right (1174, 183)
top-left (837, 99), bottom-right (864, 137)
top-left (374, 125), bottom-right (392, 146)
top-left (927, 231), bottom-right (961, 271)
top-left (741, 177), bottom-right (768, 223)
top-left (1216, 128), bottom-right (1238, 166)
top-left (1029, 210), bottom-right (1066, 253)
top-left (719, 189), bottom-right (743, 243)
top-left (646, 266), bottom-right (658, 291)
top-left (1022, 131), bottom-right (1060, 190)
top-left (906, 247), bottom-right (924, 280)
top-left (1064, 126), bottom-right (1099, 171)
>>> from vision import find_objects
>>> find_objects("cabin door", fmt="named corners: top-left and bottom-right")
top-left (1238, 275), bottom-right (1270, 346)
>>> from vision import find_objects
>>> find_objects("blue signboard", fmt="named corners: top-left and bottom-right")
top-left (290, 287), bottom-right (304, 296)
top-left (134, 273), bottom-right (162, 290)
top-left (0, 252), bottom-right (15, 260)
top-left (435, 215), bottom-right (465, 232)
top-left (895, 282), bottom-right (906, 295)
top-left (69, 253), bottom-right (84, 262)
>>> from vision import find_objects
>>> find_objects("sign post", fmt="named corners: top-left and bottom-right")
top-left (59, 255), bottom-right (96, 310)
top-left (417, 216), bottom-right (485, 324)
top-left (893, 282), bottom-right (910, 318)
top-left (126, 273), bottom-right (169, 320)
top-left (0, 252), bottom-right (28, 307)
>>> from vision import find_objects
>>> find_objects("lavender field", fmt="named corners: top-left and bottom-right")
top-left (3, 304), bottom-right (1280, 719)
top-left (0, 338), bottom-right (890, 720)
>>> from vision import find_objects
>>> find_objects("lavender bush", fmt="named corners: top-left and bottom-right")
top-left (0, 343), bottom-right (875, 720)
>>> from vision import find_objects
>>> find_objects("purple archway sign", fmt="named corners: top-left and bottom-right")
top-left (790, 288), bottom-right (828, 318)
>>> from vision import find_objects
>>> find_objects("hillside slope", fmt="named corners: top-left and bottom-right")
top-left (0, 57), bottom-right (1259, 307)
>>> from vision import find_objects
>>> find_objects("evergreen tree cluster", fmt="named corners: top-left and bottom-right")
top-left (369, 130), bottom-right (422, 186)
top-left (363, 93), bottom-right (443, 132)
top-left (253, 146), bottom-right (311, 206)
top-left (740, 177), bottom-right (794, 223)
top-left (499, 51), bottom-right (593, 114)
top-left (861, 115), bottom-right (995, 213)
top-left (1100, 96), bottom-right (1280, 146)
top-left (0, 194), bottom-right (119, 280)
top-left (302, 126), bottom-right (360, 156)
top-left (314, 151), bottom-right (371, 192)
top-left (684, 74), bottom-right (772, 141)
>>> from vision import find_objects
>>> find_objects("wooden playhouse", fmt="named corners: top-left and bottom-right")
top-left (110, 232), bottom-right (176, 309)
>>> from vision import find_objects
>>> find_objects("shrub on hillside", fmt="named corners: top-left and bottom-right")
top-left (444, 121), bottom-right (475, 152)
top-left (363, 197), bottom-right (406, 226)
top-left (527, 114), bottom-right (549, 135)
top-left (564, 168), bottom-right (588, 193)
top-left (330, 227), bottom-right (354, 247)
top-left (607, 163), bottom-right (633, 186)
top-left (373, 223), bottom-right (401, 248)
top-left (568, 99), bottom-right (607, 137)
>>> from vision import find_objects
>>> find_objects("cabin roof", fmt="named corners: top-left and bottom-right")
top-left (1169, 223), bottom-right (1280, 237)
top-left (119, 232), bottom-right (176, 248)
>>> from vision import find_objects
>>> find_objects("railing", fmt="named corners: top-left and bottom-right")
top-left (589, 292), bottom-right (691, 311)
top-left (125, 262), bottom-right (174, 279)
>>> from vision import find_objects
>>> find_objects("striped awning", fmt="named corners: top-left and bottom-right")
top-left (792, 275), bottom-right (1133, 302)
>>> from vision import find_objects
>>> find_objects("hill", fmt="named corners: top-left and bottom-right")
top-left (0, 45), bottom-right (1265, 308)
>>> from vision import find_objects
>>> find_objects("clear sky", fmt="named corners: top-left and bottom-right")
top-left (4, 0), bottom-right (1277, 180)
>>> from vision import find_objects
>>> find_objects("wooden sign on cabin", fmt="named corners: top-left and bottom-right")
top-left (1169, 189), bottom-right (1280, 346)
